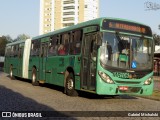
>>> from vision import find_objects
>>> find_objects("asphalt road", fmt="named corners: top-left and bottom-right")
top-left (0, 71), bottom-right (160, 120)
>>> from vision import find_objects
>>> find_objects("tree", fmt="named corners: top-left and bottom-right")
top-left (14, 34), bottom-right (30, 41)
top-left (5, 35), bottom-right (13, 42)
top-left (0, 36), bottom-right (8, 56)
top-left (153, 33), bottom-right (160, 45)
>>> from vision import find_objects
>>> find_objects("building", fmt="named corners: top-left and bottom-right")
top-left (39, 0), bottom-right (99, 35)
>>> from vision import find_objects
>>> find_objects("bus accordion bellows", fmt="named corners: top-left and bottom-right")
top-left (4, 17), bottom-right (154, 96)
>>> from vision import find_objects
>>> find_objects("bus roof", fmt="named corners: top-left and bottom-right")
top-left (33, 17), bottom-right (151, 40)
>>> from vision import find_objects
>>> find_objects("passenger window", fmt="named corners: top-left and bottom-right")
top-left (58, 33), bottom-right (69, 55)
top-left (31, 40), bottom-right (40, 56)
top-left (70, 30), bottom-right (82, 55)
top-left (13, 45), bottom-right (19, 57)
top-left (48, 36), bottom-right (58, 56)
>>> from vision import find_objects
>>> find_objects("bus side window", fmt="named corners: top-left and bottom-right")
top-left (58, 33), bottom-right (69, 55)
top-left (10, 46), bottom-right (14, 57)
top-left (70, 30), bottom-right (82, 55)
top-left (74, 30), bottom-right (82, 54)
top-left (69, 32), bottom-right (75, 54)
top-left (5, 47), bottom-right (11, 57)
top-left (31, 40), bottom-right (40, 56)
top-left (91, 34), bottom-right (97, 61)
top-left (18, 44), bottom-right (24, 58)
top-left (13, 45), bottom-right (19, 57)
top-left (63, 33), bottom-right (69, 55)
top-left (48, 36), bottom-right (58, 56)
top-left (31, 42), bottom-right (34, 56)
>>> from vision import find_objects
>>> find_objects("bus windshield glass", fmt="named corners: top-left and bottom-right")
top-left (100, 32), bottom-right (153, 70)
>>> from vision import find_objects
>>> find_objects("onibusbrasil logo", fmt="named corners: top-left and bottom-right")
top-left (144, 1), bottom-right (160, 11)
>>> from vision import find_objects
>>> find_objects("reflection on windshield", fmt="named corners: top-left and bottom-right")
top-left (100, 32), bottom-right (153, 70)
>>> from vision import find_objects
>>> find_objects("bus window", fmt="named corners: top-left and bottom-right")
top-left (5, 47), bottom-right (11, 57)
top-left (70, 30), bottom-right (82, 55)
top-left (48, 36), bottom-right (58, 56)
top-left (58, 33), bottom-right (69, 55)
top-left (18, 44), bottom-right (24, 58)
top-left (31, 40), bottom-right (40, 56)
top-left (91, 34), bottom-right (97, 61)
top-left (12, 45), bottom-right (19, 57)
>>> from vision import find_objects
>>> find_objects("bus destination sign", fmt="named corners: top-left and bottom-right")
top-left (102, 19), bottom-right (152, 36)
top-left (109, 22), bottom-right (146, 34)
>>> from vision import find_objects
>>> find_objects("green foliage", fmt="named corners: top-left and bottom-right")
top-left (14, 34), bottom-right (30, 41)
top-left (153, 33), bottom-right (160, 45)
top-left (0, 36), bottom-right (8, 56)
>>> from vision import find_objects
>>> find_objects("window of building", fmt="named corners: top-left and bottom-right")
top-left (63, 23), bottom-right (74, 27)
top-left (85, 5), bottom-right (88, 8)
top-left (63, 17), bottom-right (74, 21)
top-left (63, 6), bottom-right (75, 10)
top-left (63, 12), bottom-right (75, 16)
top-left (63, 0), bottom-right (75, 4)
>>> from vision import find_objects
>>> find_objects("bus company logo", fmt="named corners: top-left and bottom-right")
top-left (144, 1), bottom-right (160, 11)
top-left (2, 112), bottom-right (11, 117)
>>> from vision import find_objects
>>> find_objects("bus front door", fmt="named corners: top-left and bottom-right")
top-left (39, 43), bottom-right (48, 81)
top-left (81, 34), bottom-right (97, 91)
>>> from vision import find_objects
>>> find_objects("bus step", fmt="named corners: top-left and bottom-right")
top-left (39, 80), bottom-right (45, 84)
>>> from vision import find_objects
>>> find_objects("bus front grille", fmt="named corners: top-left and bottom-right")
top-left (115, 81), bottom-right (141, 84)
top-left (119, 87), bottom-right (141, 93)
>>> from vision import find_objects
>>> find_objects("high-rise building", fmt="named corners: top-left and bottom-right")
top-left (39, 0), bottom-right (99, 35)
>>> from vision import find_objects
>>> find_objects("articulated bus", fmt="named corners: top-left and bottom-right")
top-left (4, 17), bottom-right (154, 96)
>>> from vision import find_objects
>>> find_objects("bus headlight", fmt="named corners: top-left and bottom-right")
top-left (98, 71), bottom-right (114, 84)
top-left (144, 77), bottom-right (152, 85)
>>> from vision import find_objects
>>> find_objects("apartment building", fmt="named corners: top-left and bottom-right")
top-left (39, 0), bottom-right (99, 35)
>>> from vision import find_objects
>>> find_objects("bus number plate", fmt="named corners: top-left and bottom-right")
top-left (119, 86), bottom-right (128, 91)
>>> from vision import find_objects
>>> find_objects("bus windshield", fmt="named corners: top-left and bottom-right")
top-left (100, 32), bottom-right (153, 70)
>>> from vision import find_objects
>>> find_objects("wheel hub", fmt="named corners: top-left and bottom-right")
top-left (67, 79), bottom-right (73, 90)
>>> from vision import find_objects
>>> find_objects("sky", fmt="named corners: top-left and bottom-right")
top-left (0, 0), bottom-right (160, 39)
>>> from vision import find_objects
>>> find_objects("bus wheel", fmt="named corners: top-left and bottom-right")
top-left (10, 65), bottom-right (14, 80)
top-left (32, 68), bottom-right (39, 86)
top-left (65, 73), bottom-right (78, 96)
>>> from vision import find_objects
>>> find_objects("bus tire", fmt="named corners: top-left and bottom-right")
top-left (65, 72), bottom-right (78, 96)
top-left (10, 65), bottom-right (14, 80)
top-left (32, 67), bottom-right (39, 86)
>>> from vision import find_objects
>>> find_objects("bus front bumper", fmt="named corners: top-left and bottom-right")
top-left (96, 79), bottom-right (154, 96)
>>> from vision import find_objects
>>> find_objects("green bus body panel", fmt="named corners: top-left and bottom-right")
top-left (37, 55), bottom-right (81, 87)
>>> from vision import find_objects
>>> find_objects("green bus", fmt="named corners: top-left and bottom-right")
top-left (4, 17), bottom-right (154, 96)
